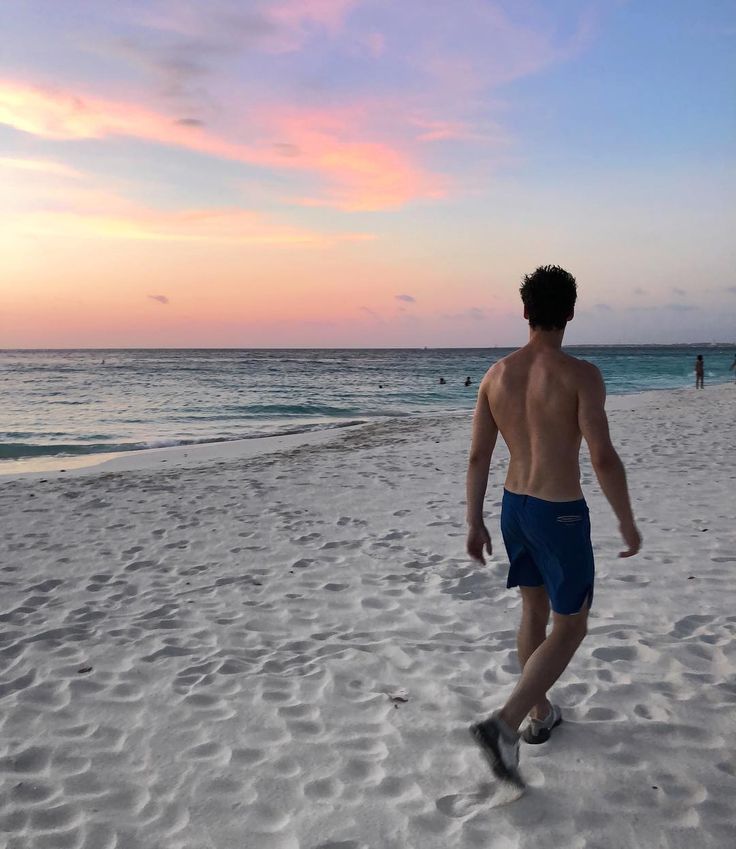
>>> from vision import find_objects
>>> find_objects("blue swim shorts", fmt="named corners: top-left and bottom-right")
top-left (501, 489), bottom-right (595, 615)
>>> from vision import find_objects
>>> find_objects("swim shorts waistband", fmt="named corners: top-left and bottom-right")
top-left (502, 488), bottom-right (587, 508)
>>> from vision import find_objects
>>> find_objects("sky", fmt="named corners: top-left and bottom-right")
top-left (1, 0), bottom-right (734, 347)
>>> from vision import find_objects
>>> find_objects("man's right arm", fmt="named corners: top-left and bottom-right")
top-left (578, 364), bottom-right (641, 558)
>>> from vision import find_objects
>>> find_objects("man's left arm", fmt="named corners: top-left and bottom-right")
top-left (466, 381), bottom-right (498, 563)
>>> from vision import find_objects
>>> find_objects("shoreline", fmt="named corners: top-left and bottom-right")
top-left (0, 381), bottom-right (731, 480)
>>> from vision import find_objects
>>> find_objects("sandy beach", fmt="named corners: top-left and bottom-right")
top-left (0, 384), bottom-right (734, 849)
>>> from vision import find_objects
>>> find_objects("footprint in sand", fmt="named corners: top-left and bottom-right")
top-left (304, 777), bottom-right (343, 801)
top-left (185, 741), bottom-right (231, 765)
top-left (671, 614), bottom-right (713, 638)
top-left (634, 703), bottom-right (671, 721)
top-left (436, 782), bottom-right (525, 816)
top-left (10, 780), bottom-right (58, 805)
top-left (592, 645), bottom-right (642, 662)
top-left (583, 706), bottom-right (625, 722)
top-left (614, 574), bottom-right (650, 585)
top-left (232, 747), bottom-right (266, 766)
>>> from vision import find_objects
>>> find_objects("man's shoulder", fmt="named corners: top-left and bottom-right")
top-left (482, 353), bottom-right (512, 379)
top-left (562, 353), bottom-right (601, 374)
top-left (561, 355), bottom-right (604, 389)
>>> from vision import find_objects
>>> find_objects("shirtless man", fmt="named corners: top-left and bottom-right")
top-left (695, 355), bottom-right (704, 389)
top-left (465, 265), bottom-right (641, 788)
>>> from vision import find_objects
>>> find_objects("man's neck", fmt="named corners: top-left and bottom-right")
top-left (527, 326), bottom-right (566, 350)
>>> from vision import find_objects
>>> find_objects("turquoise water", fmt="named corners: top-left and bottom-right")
top-left (0, 346), bottom-right (733, 463)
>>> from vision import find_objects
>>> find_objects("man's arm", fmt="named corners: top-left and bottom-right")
top-left (466, 380), bottom-right (498, 563)
top-left (578, 364), bottom-right (641, 557)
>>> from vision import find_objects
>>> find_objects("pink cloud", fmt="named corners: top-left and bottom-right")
top-left (362, 31), bottom-right (386, 58)
top-left (403, 1), bottom-right (602, 117)
top-left (5, 203), bottom-right (373, 246)
top-left (264, 109), bottom-right (447, 209)
top-left (270, 0), bottom-right (360, 33)
top-left (0, 80), bottom-right (443, 210)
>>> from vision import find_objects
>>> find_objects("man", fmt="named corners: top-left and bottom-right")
top-left (695, 355), bottom-right (705, 389)
top-left (465, 265), bottom-right (641, 789)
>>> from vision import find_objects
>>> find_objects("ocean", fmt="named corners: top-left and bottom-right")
top-left (1, 346), bottom-right (734, 468)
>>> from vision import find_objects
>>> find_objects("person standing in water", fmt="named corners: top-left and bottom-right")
top-left (465, 265), bottom-right (641, 789)
top-left (730, 354), bottom-right (736, 382)
top-left (695, 355), bottom-right (705, 389)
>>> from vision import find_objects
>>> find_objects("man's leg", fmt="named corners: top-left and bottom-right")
top-left (516, 586), bottom-right (551, 720)
top-left (500, 607), bottom-right (588, 732)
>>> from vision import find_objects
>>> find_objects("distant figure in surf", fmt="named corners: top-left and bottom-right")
top-left (695, 355), bottom-right (704, 389)
top-left (465, 264), bottom-right (641, 791)
top-left (439, 377), bottom-right (447, 385)
top-left (464, 376), bottom-right (472, 387)
top-left (730, 355), bottom-right (736, 382)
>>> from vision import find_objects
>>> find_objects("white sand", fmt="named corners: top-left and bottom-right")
top-left (0, 384), bottom-right (734, 849)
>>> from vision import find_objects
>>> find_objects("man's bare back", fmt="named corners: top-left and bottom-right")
top-left (483, 344), bottom-right (594, 502)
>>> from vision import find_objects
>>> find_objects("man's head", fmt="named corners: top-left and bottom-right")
top-left (520, 265), bottom-right (577, 331)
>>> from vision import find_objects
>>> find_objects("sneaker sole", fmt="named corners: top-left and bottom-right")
top-left (469, 723), bottom-right (525, 789)
top-left (521, 713), bottom-right (563, 745)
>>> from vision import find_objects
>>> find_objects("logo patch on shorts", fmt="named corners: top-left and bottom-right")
top-left (557, 514), bottom-right (583, 524)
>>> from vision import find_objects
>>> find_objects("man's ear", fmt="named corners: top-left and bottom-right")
top-left (567, 308), bottom-right (575, 323)
top-left (523, 306), bottom-right (529, 320)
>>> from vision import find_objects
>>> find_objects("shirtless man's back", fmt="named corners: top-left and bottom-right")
top-left (465, 265), bottom-right (641, 791)
top-left (488, 345), bottom-right (587, 501)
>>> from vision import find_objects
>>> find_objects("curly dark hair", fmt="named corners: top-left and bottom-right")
top-left (519, 265), bottom-right (577, 331)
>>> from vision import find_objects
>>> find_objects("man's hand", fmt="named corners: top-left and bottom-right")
top-left (618, 521), bottom-right (642, 558)
top-left (467, 522), bottom-right (492, 564)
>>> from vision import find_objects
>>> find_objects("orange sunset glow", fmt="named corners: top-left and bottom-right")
top-left (1, 1), bottom-right (734, 346)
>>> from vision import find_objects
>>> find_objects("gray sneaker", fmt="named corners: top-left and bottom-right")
top-left (521, 704), bottom-right (562, 744)
top-left (469, 712), bottom-right (524, 788)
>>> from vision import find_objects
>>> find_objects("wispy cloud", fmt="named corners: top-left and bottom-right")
top-left (625, 303), bottom-right (700, 313)
top-left (270, 0), bottom-right (359, 35)
top-left (0, 80), bottom-right (443, 210)
top-left (148, 294), bottom-right (170, 304)
top-left (104, 0), bottom-right (361, 113)
top-left (5, 203), bottom-right (373, 246)
top-left (359, 306), bottom-right (383, 322)
top-left (672, 286), bottom-right (686, 295)
top-left (666, 303), bottom-right (698, 311)
top-left (441, 306), bottom-right (487, 321)
top-left (395, 293), bottom-right (416, 303)
top-left (0, 156), bottom-right (81, 178)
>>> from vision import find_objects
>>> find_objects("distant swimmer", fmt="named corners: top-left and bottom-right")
top-left (439, 377), bottom-right (447, 385)
top-left (695, 355), bottom-right (704, 389)
top-left (465, 264), bottom-right (640, 791)
top-left (464, 376), bottom-right (472, 387)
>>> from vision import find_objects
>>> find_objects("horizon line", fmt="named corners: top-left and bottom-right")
top-left (2, 342), bottom-right (735, 352)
